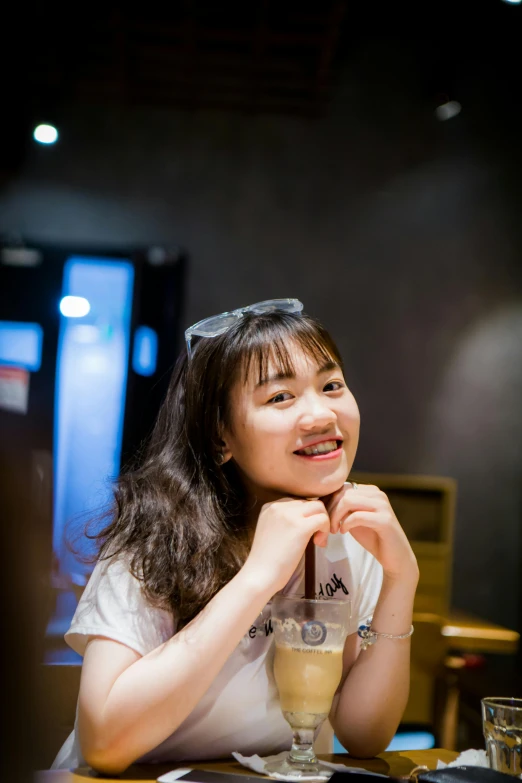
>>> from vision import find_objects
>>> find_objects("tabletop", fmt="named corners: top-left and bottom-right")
top-left (35, 748), bottom-right (459, 782)
top-left (440, 610), bottom-right (520, 654)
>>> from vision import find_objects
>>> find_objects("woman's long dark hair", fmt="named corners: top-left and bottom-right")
top-left (89, 311), bottom-right (343, 628)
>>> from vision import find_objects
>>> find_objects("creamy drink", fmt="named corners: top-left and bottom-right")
top-left (274, 644), bottom-right (344, 729)
top-left (266, 595), bottom-right (351, 780)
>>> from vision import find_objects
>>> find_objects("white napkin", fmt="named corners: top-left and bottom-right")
top-left (232, 751), bottom-right (386, 780)
top-left (436, 749), bottom-right (489, 770)
top-left (158, 769), bottom-right (194, 782)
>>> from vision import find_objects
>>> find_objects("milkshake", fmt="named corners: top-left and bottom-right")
top-left (274, 644), bottom-right (343, 729)
top-left (266, 594), bottom-right (351, 780)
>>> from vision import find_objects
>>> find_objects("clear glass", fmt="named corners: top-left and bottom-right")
top-left (267, 594), bottom-right (351, 780)
top-left (482, 697), bottom-right (522, 777)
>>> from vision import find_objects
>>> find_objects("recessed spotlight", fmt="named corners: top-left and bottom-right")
top-left (435, 100), bottom-right (462, 121)
top-left (33, 124), bottom-right (59, 144)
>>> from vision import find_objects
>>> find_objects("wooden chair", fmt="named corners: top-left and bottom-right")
top-left (350, 472), bottom-right (519, 748)
top-left (350, 472), bottom-right (455, 733)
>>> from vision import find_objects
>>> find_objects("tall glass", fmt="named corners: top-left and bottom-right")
top-left (482, 697), bottom-right (522, 777)
top-left (267, 594), bottom-right (351, 780)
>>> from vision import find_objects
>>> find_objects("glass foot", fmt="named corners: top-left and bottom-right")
top-left (265, 755), bottom-right (334, 780)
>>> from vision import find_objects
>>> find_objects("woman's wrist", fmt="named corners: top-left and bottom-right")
top-left (369, 567), bottom-right (418, 635)
top-left (234, 564), bottom-right (275, 608)
top-left (382, 559), bottom-right (420, 588)
top-left (379, 570), bottom-right (419, 607)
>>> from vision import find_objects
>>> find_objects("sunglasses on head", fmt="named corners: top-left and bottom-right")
top-left (184, 298), bottom-right (304, 358)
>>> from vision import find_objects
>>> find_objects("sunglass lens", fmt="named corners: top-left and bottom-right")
top-left (194, 312), bottom-right (240, 336)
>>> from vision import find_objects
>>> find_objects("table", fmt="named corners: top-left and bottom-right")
top-left (35, 749), bottom-right (458, 782)
top-left (440, 610), bottom-right (520, 654)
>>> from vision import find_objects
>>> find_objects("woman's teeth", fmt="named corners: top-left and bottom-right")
top-left (297, 440), bottom-right (339, 456)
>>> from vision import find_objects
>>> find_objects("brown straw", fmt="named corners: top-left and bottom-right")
top-left (304, 539), bottom-right (316, 599)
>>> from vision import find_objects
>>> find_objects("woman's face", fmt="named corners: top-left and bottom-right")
top-left (222, 344), bottom-right (360, 504)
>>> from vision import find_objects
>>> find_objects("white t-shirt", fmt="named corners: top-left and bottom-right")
top-left (52, 532), bottom-right (383, 770)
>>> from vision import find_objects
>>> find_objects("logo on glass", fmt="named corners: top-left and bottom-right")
top-left (301, 620), bottom-right (327, 646)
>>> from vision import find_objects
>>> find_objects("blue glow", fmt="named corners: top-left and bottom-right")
top-left (334, 731), bottom-right (435, 753)
top-left (0, 321), bottom-right (43, 371)
top-left (59, 295), bottom-right (91, 317)
top-left (132, 326), bottom-right (158, 377)
top-left (386, 732), bottom-right (435, 751)
top-left (53, 257), bottom-right (134, 585)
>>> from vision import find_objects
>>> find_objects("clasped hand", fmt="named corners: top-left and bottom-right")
top-left (244, 483), bottom-right (418, 595)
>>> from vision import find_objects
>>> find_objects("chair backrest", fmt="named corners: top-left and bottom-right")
top-left (35, 663), bottom-right (81, 769)
top-left (350, 472), bottom-right (457, 728)
top-left (350, 472), bottom-right (456, 617)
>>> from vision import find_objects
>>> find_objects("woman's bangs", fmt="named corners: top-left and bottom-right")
top-left (238, 319), bottom-right (341, 387)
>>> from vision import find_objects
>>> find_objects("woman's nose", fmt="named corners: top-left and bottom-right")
top-left (299, 396), bottom-right (336, 429)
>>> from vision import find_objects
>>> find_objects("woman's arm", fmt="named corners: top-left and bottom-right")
top-left (79, 497), bottom-right (331, 775)
top-left (329, 572), bottom-right (418, 757)
top-left (325, 482), bottom-right (420, 757)
top-left (79, 567), bottom-right (272, 774)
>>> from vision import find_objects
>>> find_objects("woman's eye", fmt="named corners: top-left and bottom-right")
top-left (323, 381), bottom-right (344, 392)
top-left (268, 392), bottom-right (292, 404)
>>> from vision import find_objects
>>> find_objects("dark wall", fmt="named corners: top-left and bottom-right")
top-left (2, 39), bottom-right (521, 629)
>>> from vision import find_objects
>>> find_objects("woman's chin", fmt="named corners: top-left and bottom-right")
top-left (291, 476), bottom-right (347, 499)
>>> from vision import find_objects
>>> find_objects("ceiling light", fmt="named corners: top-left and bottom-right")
top-left (33, 124), bottom-right (59, 144)
top-left (435, 101), bottom-right (462, 121)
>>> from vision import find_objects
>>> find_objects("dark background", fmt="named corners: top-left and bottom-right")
top-left (1, 2), bottom-right (521, 634)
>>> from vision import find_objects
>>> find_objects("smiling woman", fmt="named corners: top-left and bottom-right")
top-left (221, 344), bottom-right (359, 508)
top-left (51, 301), bottom-right (418, 775)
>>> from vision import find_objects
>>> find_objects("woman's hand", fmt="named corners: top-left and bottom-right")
top-left (242, 497), bottom-right (330, 594)
top-left (324, 483), bottom-right (419, 583)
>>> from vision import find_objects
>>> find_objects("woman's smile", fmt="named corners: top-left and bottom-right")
top-left (293, 437), bottom-right (344, 460)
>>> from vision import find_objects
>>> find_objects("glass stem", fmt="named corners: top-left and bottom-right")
top-left (289, 729), bottom-right (317, 764)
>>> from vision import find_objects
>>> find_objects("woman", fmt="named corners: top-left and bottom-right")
top-left (52, 299), bottom-right (419, 774)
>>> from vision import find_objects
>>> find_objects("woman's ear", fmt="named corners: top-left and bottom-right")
top-left (218, 435), bottom-right (233, 465)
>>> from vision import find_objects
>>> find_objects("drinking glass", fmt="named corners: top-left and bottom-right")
top-left (481, 697), bottom-right (522, 777)
top-left (266, 594), bottom-right (351, 780)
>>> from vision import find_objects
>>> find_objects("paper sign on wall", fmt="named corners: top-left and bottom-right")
top-left (0, 365), bottom-right (30, 414)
